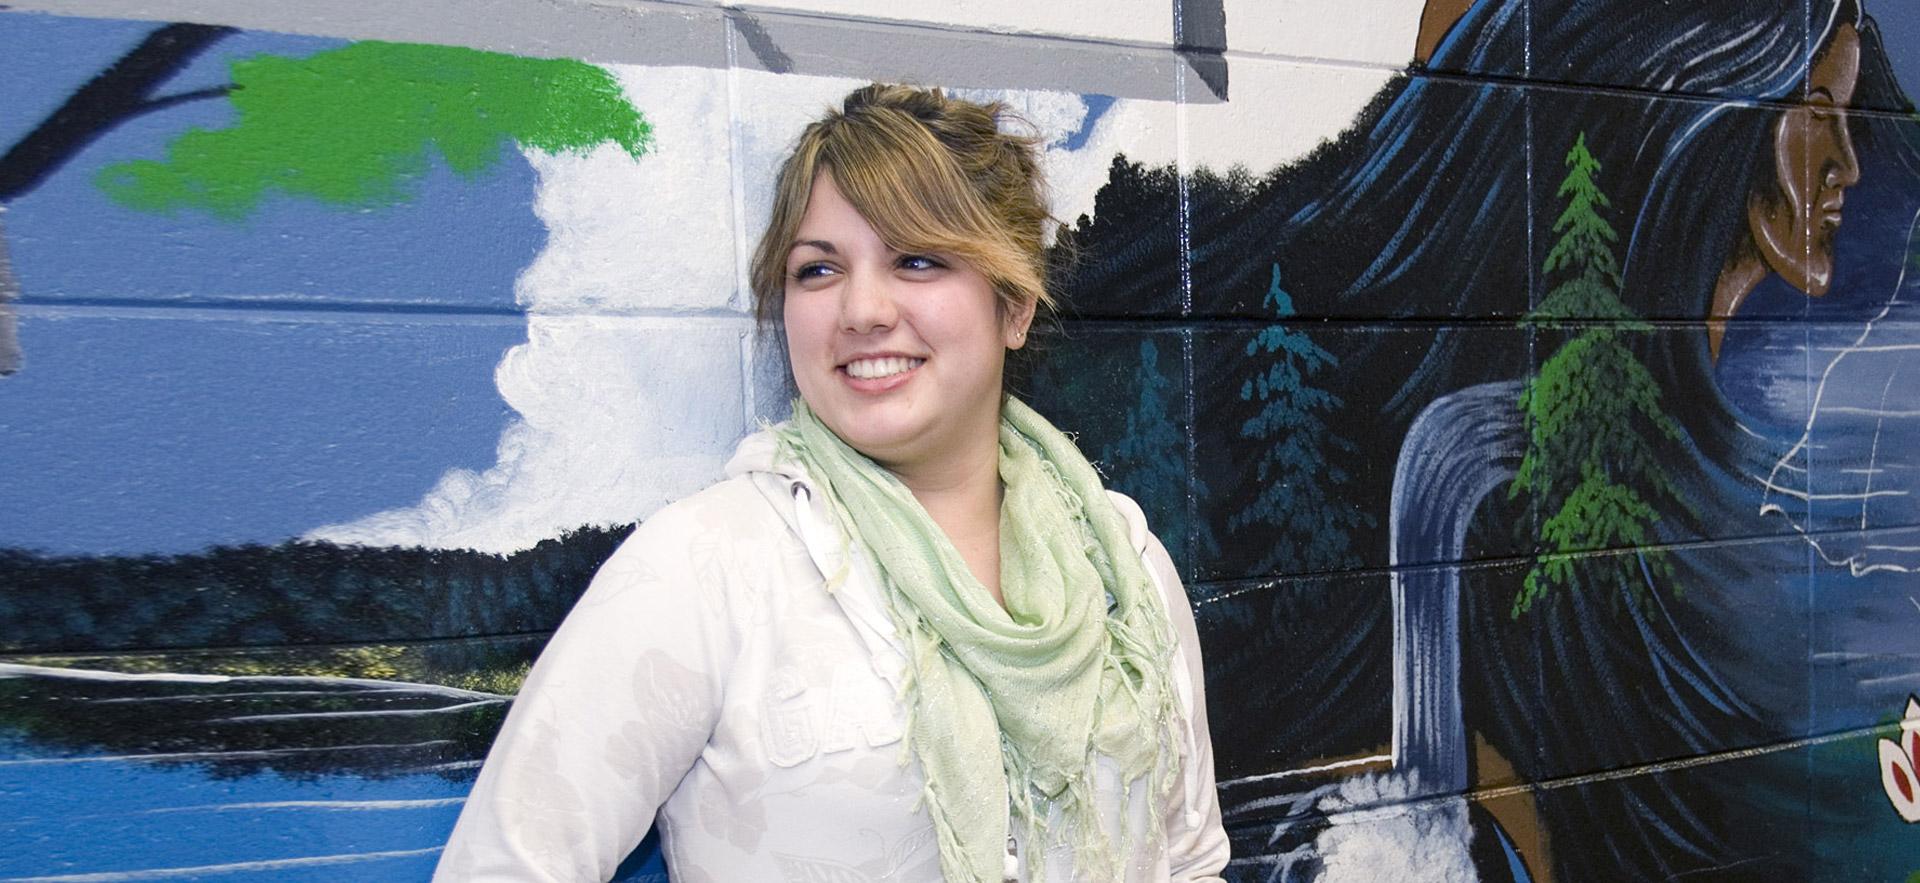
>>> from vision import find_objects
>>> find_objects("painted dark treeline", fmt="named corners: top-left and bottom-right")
top-left (0, 524), bottom-right (631, 652)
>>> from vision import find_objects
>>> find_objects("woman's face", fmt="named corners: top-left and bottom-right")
top-left (781, 171), bottom-right (1031, 470)
top-left (1749, 21), bottom-right (1862, 296)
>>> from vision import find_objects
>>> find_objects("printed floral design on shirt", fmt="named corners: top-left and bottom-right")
top-left (772, 824), bottom-right (939, 881)
top-left (605, 649), bottom-right (717, 787)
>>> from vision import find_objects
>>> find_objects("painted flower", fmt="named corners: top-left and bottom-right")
top-left (1878, 695), bottom-right (1920, 822)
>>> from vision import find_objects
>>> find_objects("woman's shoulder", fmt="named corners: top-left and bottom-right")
top-left (1101, 489), bottom-right (1153, 556)
top-left (598, 475), bottom-right (798, 582)
top-left (642, 474), bottom-right (785, 533)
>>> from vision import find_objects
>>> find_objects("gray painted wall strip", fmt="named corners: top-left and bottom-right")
top-left (4, 0), bottom-right (731, 68)
top-left (6, 0), bottom-right (1223, 102)
top-left (729, 11), bottom-right (794, 74)
top-left (725, 12), bottom-right (1194, 101)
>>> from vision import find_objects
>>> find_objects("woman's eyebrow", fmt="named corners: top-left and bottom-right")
top-left (790, 239), bottom-right (837, 254)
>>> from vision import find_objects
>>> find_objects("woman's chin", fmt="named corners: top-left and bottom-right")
top-left (1798, 261), bottom-right (1835, 297)
top-left (810, 406), bottom-right (923, 461)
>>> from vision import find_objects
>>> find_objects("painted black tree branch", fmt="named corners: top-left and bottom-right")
top-left (134, 84), bottom-right (237, 116)
top-left (0, 23), bottom-right (236, 202)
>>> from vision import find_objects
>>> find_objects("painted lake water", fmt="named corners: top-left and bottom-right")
top-left (0, 664), bottom-right (664, 881)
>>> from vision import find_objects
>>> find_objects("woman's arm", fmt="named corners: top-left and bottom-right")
top-left (1143, 530), bottom-right (1231, 882)
top-left (434, 509), bottom-right (740, 882)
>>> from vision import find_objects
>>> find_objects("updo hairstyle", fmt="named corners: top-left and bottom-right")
top-left (748, 84), bottom-right (1056, 328)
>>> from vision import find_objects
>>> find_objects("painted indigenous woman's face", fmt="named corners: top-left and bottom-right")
top-left (781, 171), bottom-right (1030, 471)
top-left (1750, 21), bottom-right (1862, 297)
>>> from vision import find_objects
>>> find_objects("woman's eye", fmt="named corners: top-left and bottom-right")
top-left (791, 263), bottom-right (834, 281)
top-left (898, 254), bottom-right (946, 272)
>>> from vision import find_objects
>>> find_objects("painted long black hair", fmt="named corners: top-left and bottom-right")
top-left (1202, 0), bottom-right (1913, 411)
top-left (1184, 0), bottom-right (1920, 879)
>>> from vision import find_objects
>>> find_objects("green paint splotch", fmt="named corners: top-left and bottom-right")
top-left (98, 42), bottom-right (650, 218)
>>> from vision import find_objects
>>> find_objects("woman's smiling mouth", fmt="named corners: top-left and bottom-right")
top-left (842, 356), bottom-right (925, 380)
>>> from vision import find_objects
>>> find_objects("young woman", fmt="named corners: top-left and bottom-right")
top-left (436, 84), bottom-right (1229, 882)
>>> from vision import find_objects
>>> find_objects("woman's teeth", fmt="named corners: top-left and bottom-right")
top-left (845, 357), bottom-right (923, 379)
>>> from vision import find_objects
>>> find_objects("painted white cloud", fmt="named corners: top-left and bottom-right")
top-left (309, 316), bottom-right (747, 553)
top-left (513, 62), bottom-right (737, 318)
top-left (307, 65), bottom-right (749, 553)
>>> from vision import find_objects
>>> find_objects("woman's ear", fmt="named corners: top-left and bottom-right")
top-left (1002, 296), bottom-right (1037, 350)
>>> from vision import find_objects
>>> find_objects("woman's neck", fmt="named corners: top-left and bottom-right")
top-left (888, 430), bottom-right (1006, 606)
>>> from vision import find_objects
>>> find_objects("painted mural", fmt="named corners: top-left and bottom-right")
top-left (3, 0), bottom-right (1919, 881)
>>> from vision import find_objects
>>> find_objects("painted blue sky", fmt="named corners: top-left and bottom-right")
top-left (0, 14), bottom-right (536, 554)
top-left (1, 16), bottom-right (545, 306)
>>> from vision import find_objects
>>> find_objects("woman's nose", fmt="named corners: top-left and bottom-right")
top-left (1831, 114), bottom-right (1862, 189)
top-left (839, 271), bottom-right (898, 334)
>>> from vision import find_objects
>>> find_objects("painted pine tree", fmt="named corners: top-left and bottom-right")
top-left (1508, 132), bottom-right (1688, 617)
top-left (1231, 264), bottom-right (1370, 572)
top-left (1101, 338), bottom-right (1218, 566)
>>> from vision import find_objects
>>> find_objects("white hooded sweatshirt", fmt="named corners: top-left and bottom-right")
top-left (436, 429), bottom-right (1230, 882)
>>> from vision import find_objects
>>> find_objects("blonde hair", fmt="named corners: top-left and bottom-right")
top-left (749, 84), bottom-right (1055, 327)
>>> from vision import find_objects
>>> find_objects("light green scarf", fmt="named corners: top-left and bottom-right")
top-left (775, 397), bottom-right (1182, 883)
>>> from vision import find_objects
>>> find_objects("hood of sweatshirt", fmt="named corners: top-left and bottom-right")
top-left (723, 424), bottom-right (911, 688)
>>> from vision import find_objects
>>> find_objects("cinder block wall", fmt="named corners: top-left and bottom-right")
top-left (4, 1), bottom-right (1918, 880)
